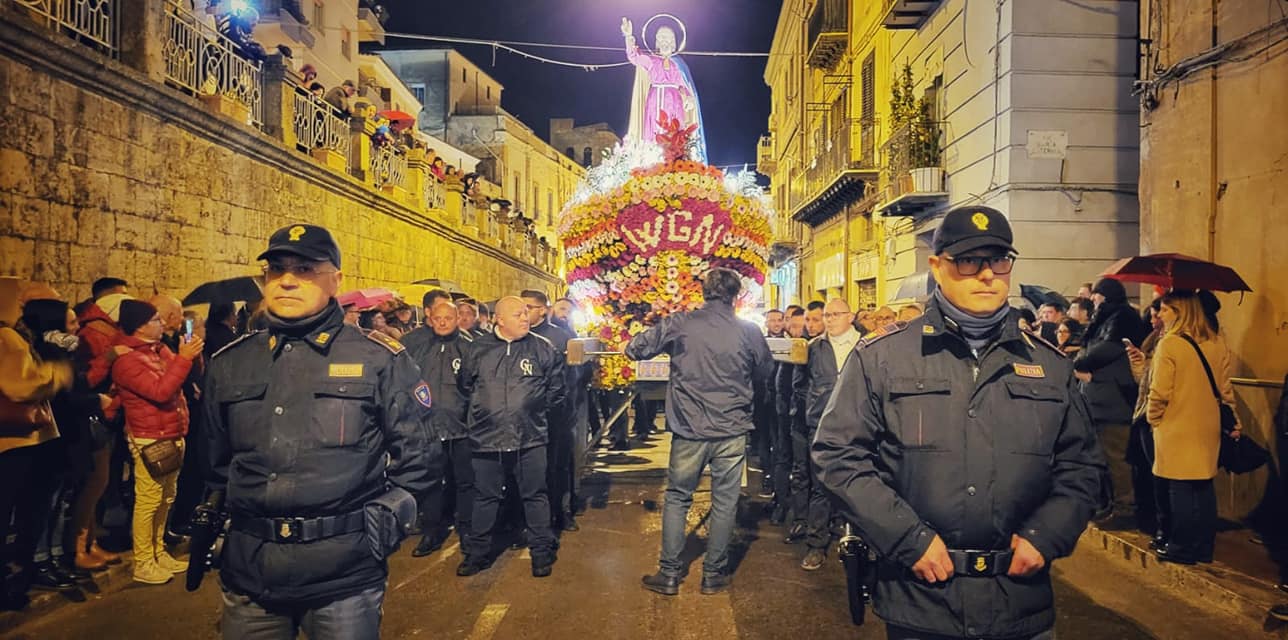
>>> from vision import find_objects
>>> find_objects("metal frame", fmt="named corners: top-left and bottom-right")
top-left (161, 1), bottom-right (264, 129)
top-left (292, 86), bottom-right (351, 169)
top-left (11, 0), bottom-right (117, 56)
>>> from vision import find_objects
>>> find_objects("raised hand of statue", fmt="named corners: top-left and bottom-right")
top-left (621, 17), bottom-right (633, 38)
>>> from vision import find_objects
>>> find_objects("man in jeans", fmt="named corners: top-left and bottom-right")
top-left (626, 268), bottom-right (773, 596)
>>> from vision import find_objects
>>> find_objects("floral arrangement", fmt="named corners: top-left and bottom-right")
top-left (558, 118), bottom-right (774, 389)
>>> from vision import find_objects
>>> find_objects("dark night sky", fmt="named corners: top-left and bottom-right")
top-left (380, 0), bottom-right (782, 170)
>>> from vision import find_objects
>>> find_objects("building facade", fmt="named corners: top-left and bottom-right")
top-left (762, 0), bottom-right (1140, 310)
top-left (549, 118), bottom-right (621, 168)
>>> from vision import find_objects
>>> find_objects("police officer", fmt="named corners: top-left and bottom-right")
top-left (812, 206), bottom-right (1104, 640)
top-left (794, 298), bottom-right (861, 572)
top-left (203, 224), bottom-right (438, 640)
top-left (456, 296), bottom-right (566, 578)
top-left (521, 289), bottom-right (580, 532)
top-left (769, 305), bottom-right (805, 524)
top-left (402, 300), bottom-right (475, 557)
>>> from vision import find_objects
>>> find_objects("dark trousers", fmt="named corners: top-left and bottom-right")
top-left (632, 396), bottom-right (660, 438)
top-left (220, 585), bottom-right (384, 640)
top-left (789, 428), bottom-right (813, 525)
top-left (1164, 478), bottom-right (1216, 560)
top-left (421, 438), bottom-right (474, 538)
top-left (169, 408), bottom-right (206, 534)
top-left (886, 625), bottom-right (1054, 640)
top-left (547, 416), bottom-right (573, 518)
top-left (752, 393), bottom-right (774, 468)
top-left (603, 391), bottom-right (630, 446)
top-left (803, 427), bottom-right (832, 549)
top-left (0, 441), bottom-right (61, 596)
top-left (772, 412), bottom-right (794, 503)
top-left (466, 446), bottom-right (556, 559)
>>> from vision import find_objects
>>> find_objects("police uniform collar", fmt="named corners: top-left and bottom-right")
top-left (921, 297), bottom-right (1023, 345)
top-left (266, 300), bottom-right (345, 355)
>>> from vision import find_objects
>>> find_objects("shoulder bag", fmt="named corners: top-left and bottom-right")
top-left (1180, 335), bottom-right (1268, 474)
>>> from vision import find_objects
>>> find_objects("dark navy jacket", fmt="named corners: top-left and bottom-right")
top-left (624, 300), bottom-right (773, 440)
top-left (461, 330), bottom-right (566, 453)
top-left (812, 298), bottom-right (1104, 638)
top-left (203, 302), bottom-right (438, 604)
top-left (402, 328), bottom-right (474, 441)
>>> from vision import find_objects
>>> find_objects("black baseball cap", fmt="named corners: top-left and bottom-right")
top-left (931, 206), bottom-right (1017, 256)
top-left (257, 224), bottom-right (342, 268)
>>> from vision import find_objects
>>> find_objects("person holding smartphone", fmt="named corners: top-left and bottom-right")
top-left (150, 296), bottom-right (207, 543)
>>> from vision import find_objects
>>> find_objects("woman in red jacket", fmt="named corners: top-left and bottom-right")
top-left (110, 300), bottom-right (204, 585)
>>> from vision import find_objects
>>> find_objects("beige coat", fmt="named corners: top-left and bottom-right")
top-left (1146, 333), bottom-right (1235, 480)
top-left (0, 326), bottom-right (71, 454)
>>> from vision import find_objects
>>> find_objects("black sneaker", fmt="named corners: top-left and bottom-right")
top-left (641, 572), bottom-right (680, 596)
top-left (456, 557), bottom-right (491, 577)
top-left (700, 573), bottom-right (732, 595)
top-left (31, 562), bottom-right (77, 591)
top-left (532, 554), bottom-right (556, 578)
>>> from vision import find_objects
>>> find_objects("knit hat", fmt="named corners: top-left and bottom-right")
top-left (118, 299), bottom-right (158, 336)
top-left (1091, 278), bottom-right (1128, 303)
top-left (97, 293), bottom-right (134, 323)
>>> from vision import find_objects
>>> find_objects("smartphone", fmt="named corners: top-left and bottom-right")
top-left (1121, 338), bottom-right (1134, 348)
top-left (184, 318), bottom-right (195, 341)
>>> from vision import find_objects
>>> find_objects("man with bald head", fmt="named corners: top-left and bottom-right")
top-left (789, 298), bottom-right (860, 570)
top-left (456, 296), bottom-right (566, 578)
top-left (147, 294), bottom-right (205, 542)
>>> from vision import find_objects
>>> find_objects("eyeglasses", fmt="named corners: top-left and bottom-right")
top-left (823, 312), bottom-right (851, 319)
top-left (263, 262), bottom-right (338, 279)
top-left (944, 254), bottom-right (1016, 276)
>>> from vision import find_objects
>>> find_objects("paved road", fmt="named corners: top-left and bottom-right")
top-left (4, 434), bottom-right (1165, 640)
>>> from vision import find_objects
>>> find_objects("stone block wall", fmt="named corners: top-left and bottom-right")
top-left (0, 12), bottom-right (559, 304)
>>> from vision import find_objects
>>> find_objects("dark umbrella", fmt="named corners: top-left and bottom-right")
top-left (182, 276), bottom-right (263, 306)
top-left (1019, 284), bottom-right (1069, 310)
top-left (1102, 253), bottom-right (1252, 292)
top-left (892, 271), bottom-right (935, 301)
top-left (412, 278), bottom-right (465, 293)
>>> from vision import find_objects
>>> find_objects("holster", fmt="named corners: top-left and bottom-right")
top-left (364, 486), bottom-right (417, 560)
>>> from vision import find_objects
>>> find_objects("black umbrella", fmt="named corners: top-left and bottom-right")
top-left (411, 278), bottom-right (465, 293)
top-left (182, 276), bottom-right (263, 306)
top-left (893, 271), bottom-right (936, 302)
top-left (1019, 284), bottom-right (1068, 310)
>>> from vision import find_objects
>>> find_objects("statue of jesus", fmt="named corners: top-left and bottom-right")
top-left (621, 16), bottom-right (708, 163)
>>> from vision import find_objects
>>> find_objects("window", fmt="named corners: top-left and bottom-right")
top-left (565, 147), bottom-right (575, 159)
top-left (583, 147), bottom-right (592, 167)
top-left (462, 68), bottom-right (467, 83)
top-left (486, 86), bottom-right (491, 101)
top-left (547, 190), bottom-right (554, 226)
top-left (313, 0), bottom-right (324, 33)
top-left (341, 27), bottom-right (352, 61)
top-left (409, 83), bottom-right (426, 105)
top-left (860, 51), bottom-right (875, 122)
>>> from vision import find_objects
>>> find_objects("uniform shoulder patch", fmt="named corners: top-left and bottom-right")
top-left (858, 322), bottom-right (908, 348)
top-left (211, 330), bottom-right (263, 360)
top-left (363, 328), bottom-right (406, 354)
top-left (1021, 328), bottom-right (1066, 357)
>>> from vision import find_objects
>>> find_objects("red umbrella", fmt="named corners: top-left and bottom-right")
top-left (1101, 253), bottom-right (1251, 292)
top-left (378, 110), bottom-right (415, 131)
top-left (337, 288), bottom-right (398, 310)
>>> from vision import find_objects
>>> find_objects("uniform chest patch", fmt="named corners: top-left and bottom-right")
top-left (1013, 363), bottom-right (1046, 378)
top-left (414, 382), bottom-right (433, 408)
top-left (329, 363), bottom-right (364, 378)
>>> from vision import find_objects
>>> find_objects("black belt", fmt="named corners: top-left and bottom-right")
top-left (947, 549), bottom-right (1014, 577)
top-left (231, 511), bottom-right (366, 544)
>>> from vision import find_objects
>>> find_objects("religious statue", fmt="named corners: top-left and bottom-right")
top-left (621, 15), bottom-right (708, 163)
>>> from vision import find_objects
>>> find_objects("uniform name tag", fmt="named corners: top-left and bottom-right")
top-left (1013, 363), bottom-right (1045, 378)
top-left (329, 363), bottom-right (364, 378)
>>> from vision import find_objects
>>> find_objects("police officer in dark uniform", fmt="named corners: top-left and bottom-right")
top-left (456, 296), bottom-right (566, 578)
top-left (521, 290), bottom-right (580, 532)
top-left (203, 224), bottom-right (439, 640)
top-left (402, 299), bottom-right (475, 557)
top-left (812, 206), bottom-right (1105, 640)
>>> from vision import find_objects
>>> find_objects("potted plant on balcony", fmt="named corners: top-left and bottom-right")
top-left (908, 97), bottom-right (943, 193)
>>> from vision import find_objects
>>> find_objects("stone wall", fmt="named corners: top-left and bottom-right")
top-left (0, 7), bottom-right (560, 304)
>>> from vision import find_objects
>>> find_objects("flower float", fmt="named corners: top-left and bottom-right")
top-left (558, 116), bottom-right (774, 388)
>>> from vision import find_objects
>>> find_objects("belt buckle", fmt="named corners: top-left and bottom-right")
top-left (966, 550), bottom-right (992, 576)
top-left (276, 518), bottom-right (303, 541)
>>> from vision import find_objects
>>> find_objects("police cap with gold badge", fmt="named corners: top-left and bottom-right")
top-left (931, 205), bottom-right (1017, 256)
top-left (257, 224), bottom-right (342, 268)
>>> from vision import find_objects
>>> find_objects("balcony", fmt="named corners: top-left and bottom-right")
top-left (357, 5), bottom-right (385, 45)
top-left (806, 0), bottom-right (848, 69)
top-left (792, 118), bottom-right (879, 226)
top-left (756, 134), bottom-right (776, 174)
top-left (257, 0), bottom-right (315, 48)
top-left (881, 0), bottom-right (944, 30)
top-left (877, 121), bottom-right (949, 217)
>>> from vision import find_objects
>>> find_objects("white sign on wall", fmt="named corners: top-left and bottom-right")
top-left (1026, 130), bottom-right (1068, 160)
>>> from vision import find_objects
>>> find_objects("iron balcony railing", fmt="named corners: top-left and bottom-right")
top-left (8, 0), bottom-right (117, 56)
top-left (292, 86), bottom-right (352, 168)
top-left (804, 117), bottom-right (879, 200)
top-left (883, 119), bottom-right (944, 198)
top-left (162, 1), bottom-right (263, 129)
top-left (370, 144), bottom-right (407, 189)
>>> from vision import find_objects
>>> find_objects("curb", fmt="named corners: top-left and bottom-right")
top-left (0, 553), bottom-right (136, 636)
top-left (1077, 523), bottom-right (1281, 627)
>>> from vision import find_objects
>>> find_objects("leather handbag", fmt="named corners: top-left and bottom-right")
top-left (0, 394), bottom-right (53, 435)
top-left (137, 438), bottom-right (184, 477)
top-left (1180, 335), bottom-right (1269, 474)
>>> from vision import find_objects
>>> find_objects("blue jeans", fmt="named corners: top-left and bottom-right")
top-left (33, 479), bottom-right (71, 563)
top-left (220, 585), bottom-right (385, 640)
top-left (659, 434), bottom-right (746, 578)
